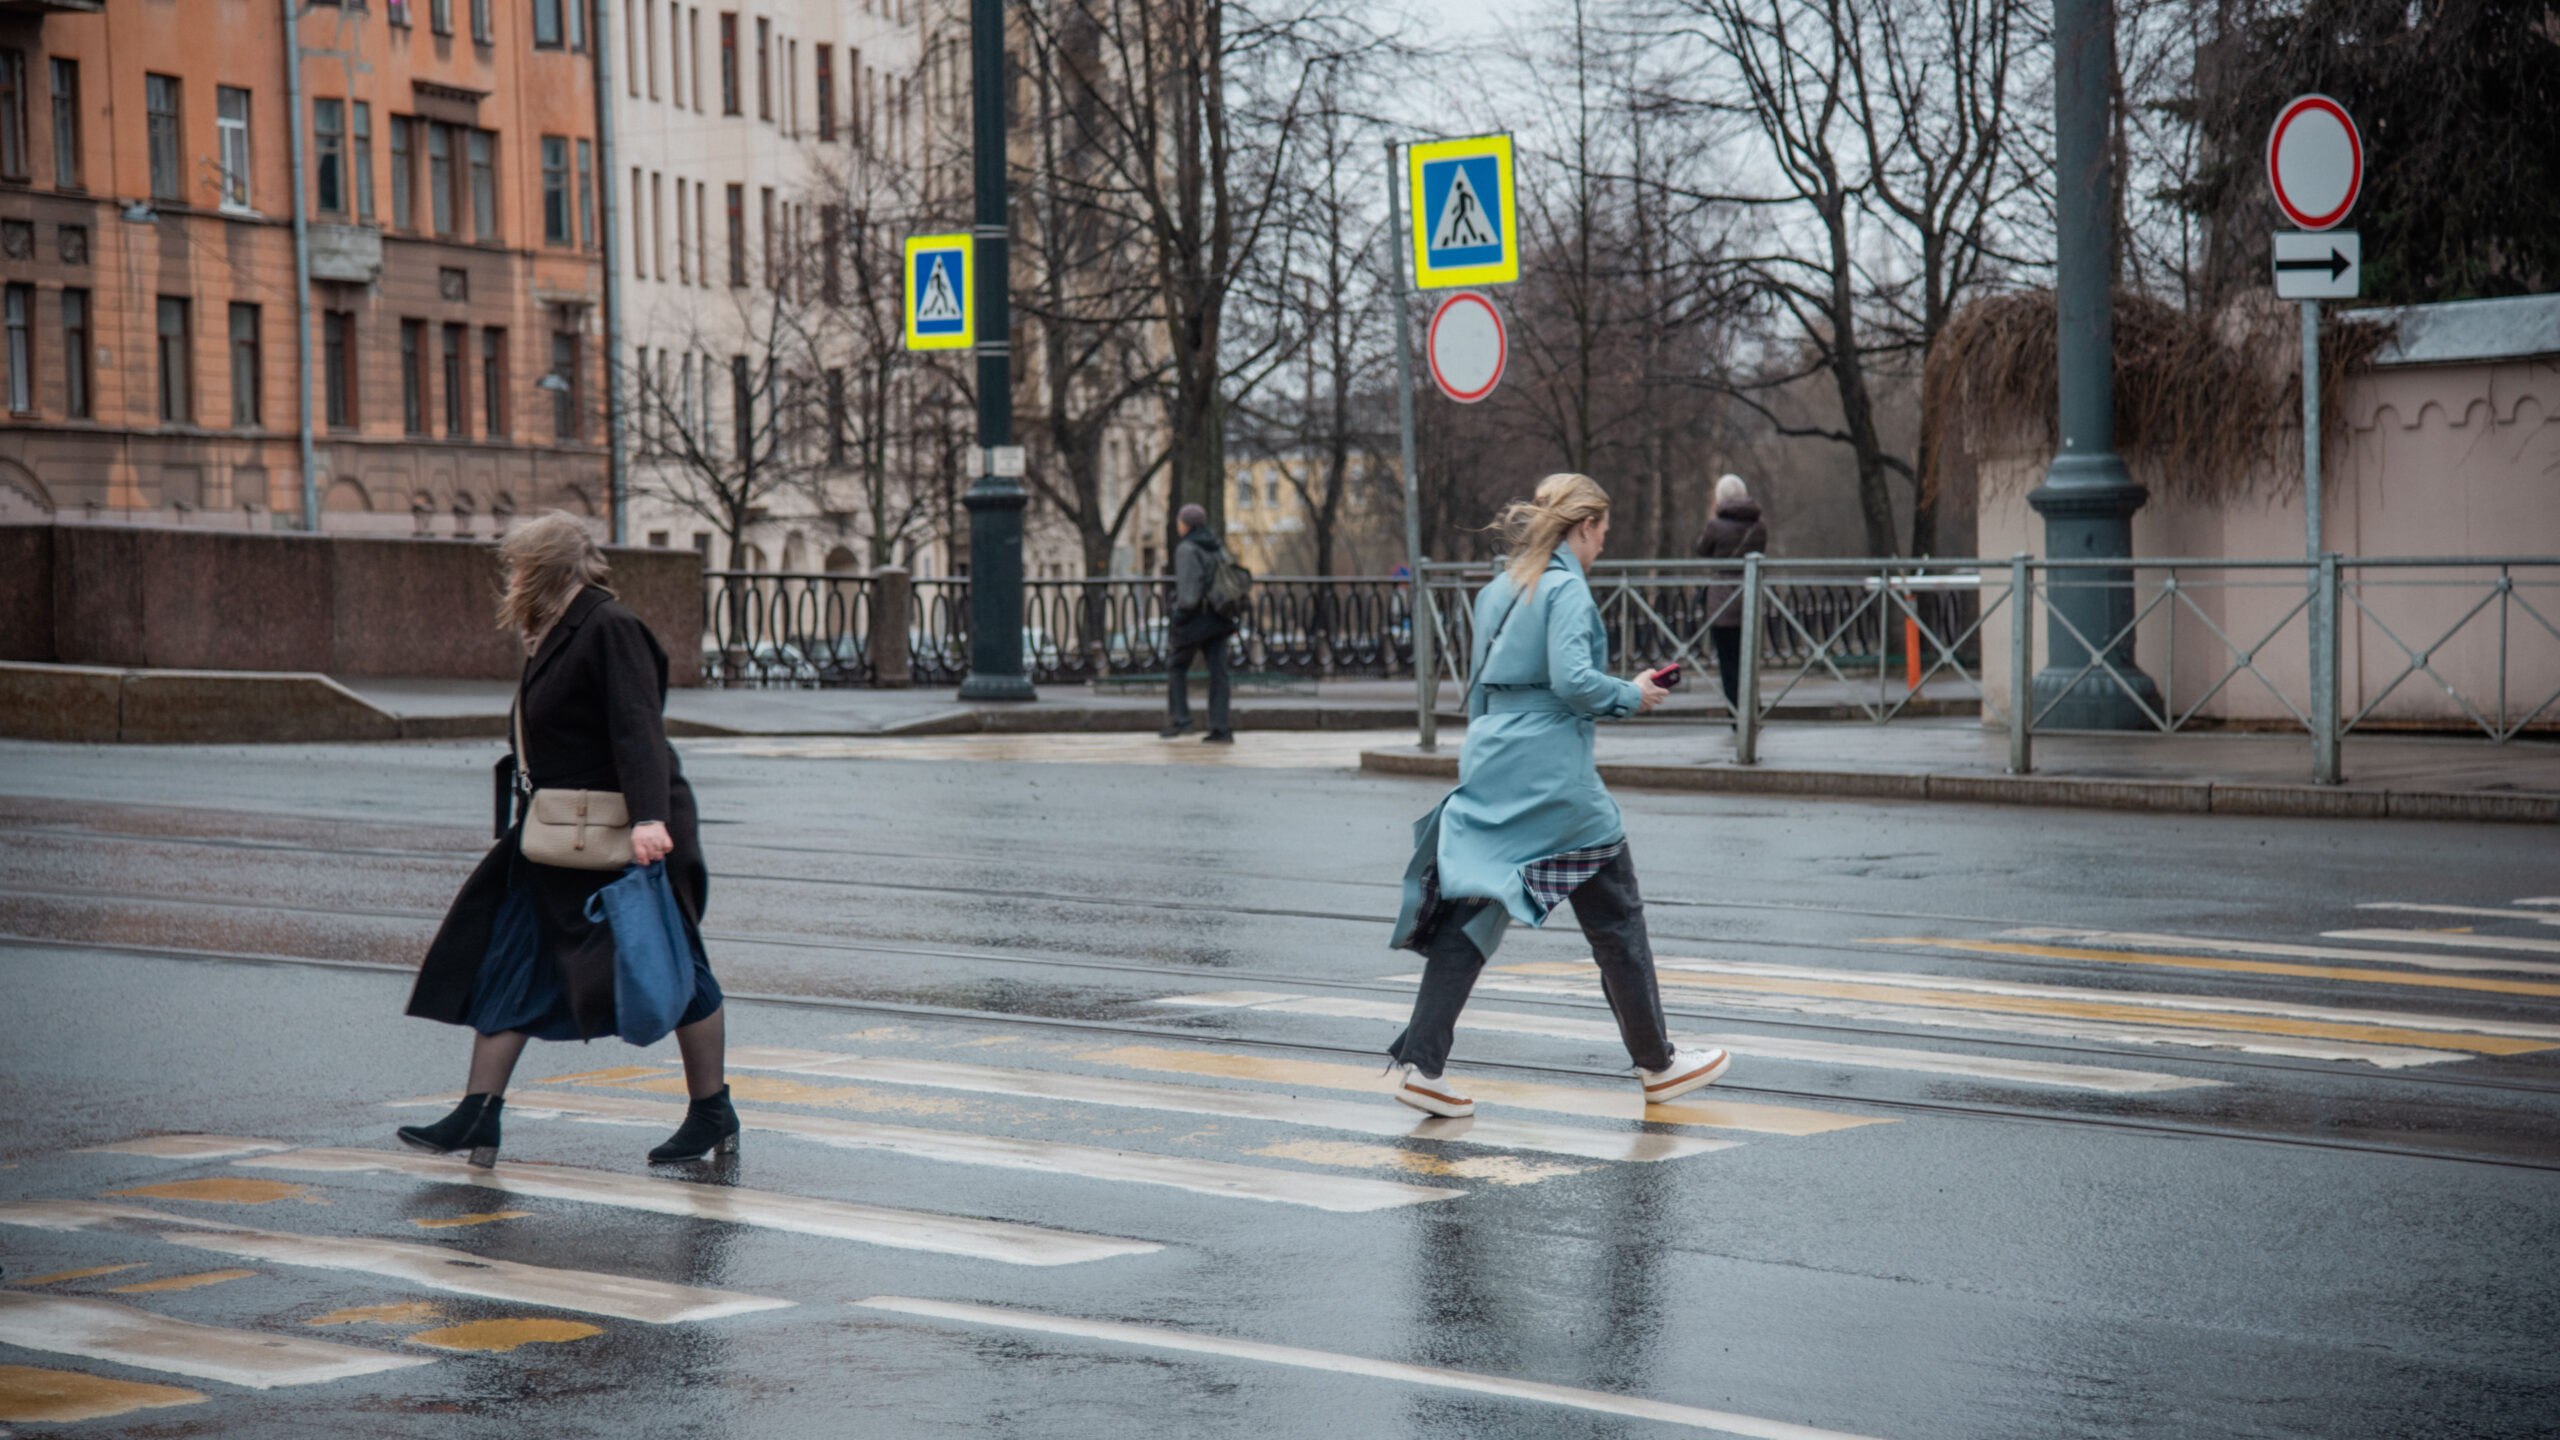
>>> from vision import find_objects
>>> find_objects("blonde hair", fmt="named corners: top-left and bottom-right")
top-left (496, 512), bottom-right (612, 637)
top-left (1495, 473), bottom-right (1611, 596)
top-left (1713, 473), bottom-right (1750, 509)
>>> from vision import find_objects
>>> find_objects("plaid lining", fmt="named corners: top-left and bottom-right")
top-left (1521, 841), bottom-right (1627, 912)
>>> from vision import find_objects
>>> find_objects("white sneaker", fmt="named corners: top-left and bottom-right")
top-left (1391, 1066), bottom-right (1476, 1118)
top-left (1637, 1046), bottom-right (1730, 1103)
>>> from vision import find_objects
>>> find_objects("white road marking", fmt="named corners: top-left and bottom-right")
top-left (77, 1136), bottom-right (294, 1161)
top-left (0, 1201), bottom-right (790, 1324)
top-left (854, 1296), bottom-right (1888, 1440)
top-left (1143, 991), bottom-right (2219, 1095)
top-left (237, 1147), bottom-right (1159, 1268)
top-left (1402, 974), bottom-right (2464, 1068)
top-left (2325, 928), bottom-right (2560, 958)
top-left (717, 1047), bottom-right (1733, 1163)
top-left (0, 1292), bottom-right (432, 1390)
top-left (2357, 902), bottom-right (2560, 927)
top-left (455, 1090), bottom-right (1461, 1212)
top-left (1999, 925), bottom-right (2560, 978)
top-left (2517, 897), bottom-right (2560, 908)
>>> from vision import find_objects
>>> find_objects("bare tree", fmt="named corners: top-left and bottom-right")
top-left (629, 292), bottom-right (823, 571)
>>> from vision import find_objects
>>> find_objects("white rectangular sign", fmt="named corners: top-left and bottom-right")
top-left (2273, 230), bottom-right (2360, 301)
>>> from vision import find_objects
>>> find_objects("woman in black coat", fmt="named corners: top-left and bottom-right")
top-left (1694, 473), bottom-right (1770, 718)
top-left (396, 513), bottom-right (737, 1167)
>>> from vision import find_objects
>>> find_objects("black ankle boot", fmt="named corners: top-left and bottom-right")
top-left (396, 1093), bottom-right (503, 1168)
top-left (648, 1085), bottom-right (741, 1164)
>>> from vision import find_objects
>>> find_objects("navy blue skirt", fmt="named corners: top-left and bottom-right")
top-left (465, 885), bottom-right (722, 1042)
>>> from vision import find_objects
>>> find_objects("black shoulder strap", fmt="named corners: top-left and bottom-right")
top-left (1465, 582), bottom-right (1528, 708)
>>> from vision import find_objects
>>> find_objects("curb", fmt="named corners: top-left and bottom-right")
top-left (1356, 748), bottom-right (2560, 825)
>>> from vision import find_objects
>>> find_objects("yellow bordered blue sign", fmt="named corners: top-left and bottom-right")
top-left (904, 233), bottom-right (974, 351)
top-left (1408, 134), bottom-right (1518, 290)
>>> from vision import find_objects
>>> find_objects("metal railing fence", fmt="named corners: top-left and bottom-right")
top-left (700, 571), bottom-right (879, 688)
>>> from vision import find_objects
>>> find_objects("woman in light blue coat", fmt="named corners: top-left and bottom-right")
top-left (1384, 473), bottom-right (1731, 1117)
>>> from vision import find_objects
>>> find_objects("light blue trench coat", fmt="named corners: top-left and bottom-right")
top-left (1390, 548), bottom-right (1642, 960)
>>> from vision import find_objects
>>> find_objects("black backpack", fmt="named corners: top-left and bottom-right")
top-left (1206, 552), bottom-right (1254, 623)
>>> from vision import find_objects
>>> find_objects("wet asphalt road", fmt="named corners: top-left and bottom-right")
top-left (0, 733), bottom-right (2555, 1439)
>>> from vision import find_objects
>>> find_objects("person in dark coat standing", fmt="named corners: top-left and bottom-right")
top-left (1694, 474), bottom-right (1770, 719)
top-left (1160, 503), bottom-right (1236, 744)
top-left (397, 513), bottom-right (738, 1168)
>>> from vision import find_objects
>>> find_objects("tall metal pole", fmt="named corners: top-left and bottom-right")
top-left (2300, 300), bottom-right (2321, 560)
top-left (957, 0), bottom-right (1034, 701)
top-left (1385, 141), bottom-right (1435, 751)
top-left (2027, 0), bottom-right (2158, 727)
top-left (594, 0), bottom-right (628, 544)
top-left (283, 0), bottom-right (319, 532)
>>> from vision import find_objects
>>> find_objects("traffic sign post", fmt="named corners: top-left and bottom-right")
top-left (903, 234), bottom-right (974, 351)
top-left (2267, 93), bottom-right (2363, 784)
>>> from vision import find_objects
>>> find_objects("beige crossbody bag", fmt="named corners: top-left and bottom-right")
top-left (512, 696), bottom-right (633, 871)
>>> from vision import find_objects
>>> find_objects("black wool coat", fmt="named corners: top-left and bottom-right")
top-left (1693, 502), bottom-right (1769, 627)
top-left (407, 586), bottom-right (710, 1039)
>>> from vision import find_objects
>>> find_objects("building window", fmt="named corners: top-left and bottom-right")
top-left (427, 123), bottom-right (454, 235)
top-left (482, 327), bottom-right (508, 436)
top-left (760, 185), bottom-right (775, 290)
top-left (695, 180), bottom-right (707, 285)
top-left (0, 50), bottom-right (25, 183)
top-left (576, 138), bottom-right (596, 248)
top-left (146, 74), bottom-right (183, 202)
top-left (431, 0), bottom-right (452, 34)
top-left (849, 50), bottom-right (863, 151)
top-left (820, 203), bottom-right (841, 304)
top-left (468, 129), bottom-right (495, 240)
top-left (390, 117), bottom-right (414, 229)
top-left (650, 170), bottom-right (665, 278)
top-left (816, 46), bottom-right (834, 141)
top-left (442, 323), bottom-right (468, 437)
top-left (825, 368), bottom-right (846, 465)
top-left (229, 302), bottom-right (262, 428)
top-left (754, 17), bottom-right (770, 120)
top-left (323, 311), bottom-right (356, 429)
top-left (473, 0), bottom-right (493, 43)
top-left (568, 0), bottom-right (586, 50)
top-left (352, 102), bottom-right (374, 221)
top-left (630, 167), bottom-right (644, 277)
top-left (401, 319), bottom-right (429, 435)
top-left (725, 183), bottom-right (744, 286)
top-left (718, 12), bottom-right (738, 114)
top-left (216, 87), bottom-right (253, 209)
top-left (156, 296), bottom-right (191, 424)
top-left (49, 59), bottom-right (79, 189)
top-left (534, 0), bottom-right (564, 47)
top-left (675, 178), bottom-right (689, 283)
top-left (61, 289), bottom-right (91, 419)
top-left (645, 0), bottom-right (660, 98)
top-left (540, 137), bottom-right (569, 244)
top-left (551, 329), bottom-right (581, 440)
top-left (313, 98), bottom-right (344, 214)
top-left (3, 285), bottom-right (31, 415)
top-left (730, 354), bottom-right (750, 460)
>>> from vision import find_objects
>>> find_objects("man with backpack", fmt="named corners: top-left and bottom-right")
top-left (1162, 503), bottom-right (1249, 744)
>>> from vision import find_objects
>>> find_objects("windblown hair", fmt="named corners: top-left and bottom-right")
top-left (496, 512), bottom-right (612, 638)
top-left (1494, 473), bottom-right (1610, 597)
top-left (1713, 474), bottom-right (1750, 510)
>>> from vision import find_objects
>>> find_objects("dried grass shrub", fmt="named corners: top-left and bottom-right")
top-left (1923, 289), bottom-right (2392, 506)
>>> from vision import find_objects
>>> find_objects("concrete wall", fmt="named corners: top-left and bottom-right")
top-left (1, 526), bottom-right (703, 684)
top-left (1977, 349), bottom-right (2560, 730)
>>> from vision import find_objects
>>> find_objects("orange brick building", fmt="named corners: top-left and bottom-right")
top-left (0, 0), bottom-right (610, 536)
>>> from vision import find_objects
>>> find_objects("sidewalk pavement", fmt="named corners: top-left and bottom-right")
top-left (1359, 718), bottom-right (2560, 824)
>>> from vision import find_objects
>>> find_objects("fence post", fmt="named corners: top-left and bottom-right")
top-left (2008, 553), bottom-right (2034, 775)
top-left (1415, 566), bottom-right (1439, 753)
top-left (2311, 552), bottom-right (2340, 784)
top-left (1734, 553), bottom-right (1764, 765)
top-left (871, 567), bottom-right (913, 689)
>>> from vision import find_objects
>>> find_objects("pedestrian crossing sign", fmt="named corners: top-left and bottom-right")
top-left (1408, 134), bottom-right (1518, 290)
top-left (904, 233), bottom-right (974, 351)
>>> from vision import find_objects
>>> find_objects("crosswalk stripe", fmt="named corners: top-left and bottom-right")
top-left (1066, 1043), bottom-right (1884, 1137)
top-left (0, 1201), bottom-right (791, 1325)
top-left (0, 1291), bottom-right (431, 1389)
top-left (712, 1047), bottom-right (1740, 1161)
top-left (854, 1296), bottom-right (1888, 1440)
top-left (235, 1147), bottom-right (1160, 1268)
top-left (0, 1362), bottom-right (207, 1423)
top-left (1143, 991), bottom-right (2217, 1094)
top-left (77, 1136), bottom-right (294, 1161)
top-left (2359, 902), bottom-right (2560, 927)
top-left (2324, 928), bottom-right (2560, 958)
top-left (470, 1089), bottom-right (1461, 1212)
top-left (1441, 973), bottom-right (2470, 1067)
top-left (1871, 937), bottom-right (2560, 999)
top-left (1996, 926), bottom-right (2560, 978)
top-left (2517, 897), bottom-right (2560, 908)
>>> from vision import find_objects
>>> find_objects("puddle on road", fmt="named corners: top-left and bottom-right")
top-left (308, 1301), bottom-right (446, 1327)
top-left (1251, 1140), bottom-right (1588, 1187)
top-left (109, 1268), bottom-right (258, 1294)
top-left (108, 1178), bottom-right (326, 1206)
top-left (410, 1211), bottom-right (532, 1229)
top-left (410, 1318), bottom-right (603, 1352)
top-left (570, 1070), bottom-right (979, 1118)
top-left (0, 1363), bottom-right (206, 1423)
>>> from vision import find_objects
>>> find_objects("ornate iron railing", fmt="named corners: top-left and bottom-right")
top-left (700, 571), bottom-right (877, 688)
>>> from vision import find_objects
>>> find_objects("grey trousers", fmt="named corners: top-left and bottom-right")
top-left (1386, 847), bottom-right (1675, 1077)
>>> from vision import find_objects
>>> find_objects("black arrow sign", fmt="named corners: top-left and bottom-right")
top-left (2276, 248), bottom-right (2352, 281)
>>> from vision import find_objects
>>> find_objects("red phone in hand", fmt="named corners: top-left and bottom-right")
top-left (1652, 663), bottom-right (1682, 688)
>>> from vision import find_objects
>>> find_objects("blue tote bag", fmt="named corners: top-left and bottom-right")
top-left (583, 862), bottom-right (700, 1047)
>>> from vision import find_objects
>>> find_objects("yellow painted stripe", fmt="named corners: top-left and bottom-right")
top-left (1869, 937), bottom-right (2560, 999)
top-left (12, 1264), bottom-right (144, 1287)
top-left (0, 1362), bottom-right (206, 1424)
top-left (107, 1270), bottom-right (257, 1295)
top-left (1074, 1045), bottom-right (1888, 1136)
top-left (1496, 962), bottom-right (2552, 1055)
